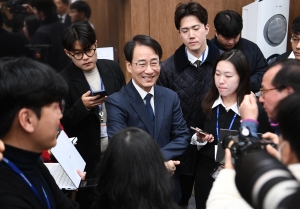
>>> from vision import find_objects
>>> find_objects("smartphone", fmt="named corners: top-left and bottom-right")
top-left (79, 178), bottom-right (98, 189)
top-left (190, 126), bottom-right (209, 136)
top-left (91, 90), bottom-right (107, 98)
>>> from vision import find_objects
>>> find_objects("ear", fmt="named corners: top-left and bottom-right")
top-left (126, 61), bottom-right (132, 74)
top-left (64, 49), bottom-right (71, 58)
top-left (286, 86), bottom-right (295, 95)
top-left (79, 11), bottom-right (85, 19)
top-left (205, 24), bottom-right (210, 35)
top-left (18, 108), bottom-right (36, 134)
top-left (285, 142), bottom-right (299, 164)
top-left (215, 29), bottom-right (218, 36)
top-left (95, 40), bottom-right (98, 47)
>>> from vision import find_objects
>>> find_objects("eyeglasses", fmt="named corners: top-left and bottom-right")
top-left (259, 88), bottom-right (278, 97)
top-left (290, 36), bottom-right (300, 44)
top-left (69, 47), bottom-right (96, 60)
top-left (132, 60), bottom-right (160, 70)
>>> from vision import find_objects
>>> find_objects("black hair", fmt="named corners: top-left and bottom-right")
top-left (292, 15), bottom-right (300, 35)
top-left (276, 94), bottom-right (300, 160)
top-left (174, 1), bottom-right (208, 30)
top-left (214, 10), bottom-right (243, 38)
top-left (24, 15), bottom-right (40, 40)
top-left (30, 0), bottom-right (57, 18)
top-left (61, 22), bottom-right (96, 51)
top-left (95, 127), bottom-right (178, 209)
top-left (0, 57), bottom-right (68, 138)
top-left (271, 59), bottom-right (300, 94)
top-left (70, 1), bottom-right (91, 19)
top-left (202, 49), bottom-right (250, 118)
top-left (123, 34), bottom-right (162, 63)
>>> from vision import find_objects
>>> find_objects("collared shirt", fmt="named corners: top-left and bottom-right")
top-left (187, 44), bottom-right (209, 67)
top-left (191, 95), bottom-right (240, 149)
top-left (132, 79), bottom-right (155, 114)
top-left (58, 14), bottom-right (67, 23)
top-left (212, 95), bottom-right (240, 116)
top-left (288, 51), bottom-right (296, 59)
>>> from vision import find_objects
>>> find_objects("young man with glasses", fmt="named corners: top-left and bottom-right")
top-left (276, 15), bottom-right (300, 61)
top-left (59, 22), bottom-right (125, 207)
top-left (106, 35), bottom-right (190, 202)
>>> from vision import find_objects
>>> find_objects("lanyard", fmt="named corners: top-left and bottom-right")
top-left (216, 105), bottom-right (237, 141)
top-left (2, 157), bottom-right (51, 209)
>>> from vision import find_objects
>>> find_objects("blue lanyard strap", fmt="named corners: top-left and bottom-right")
top-left (216, 105), bottom-right (237, 141)
top-left (2, 157), bottom-right (51, 209)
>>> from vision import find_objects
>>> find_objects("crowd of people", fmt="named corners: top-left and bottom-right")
top-left (0, 0), bottom-right (300, 209)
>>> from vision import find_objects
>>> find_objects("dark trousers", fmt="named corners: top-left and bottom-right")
top-left (172, 172), bottom-right (182, 204)
top-left (178, 173), bottom-right (195, 206)
top-left (194, 165), bottom-right (215, 209)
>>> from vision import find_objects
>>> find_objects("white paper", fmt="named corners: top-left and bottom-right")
top-left (97, 47), bottom-right (114, 60)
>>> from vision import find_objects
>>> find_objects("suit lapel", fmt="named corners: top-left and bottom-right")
top-left (127, 81), bottom-right (155, 138)
top-left (153, 85), bottom-right (164, 141)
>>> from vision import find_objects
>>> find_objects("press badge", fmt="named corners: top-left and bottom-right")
top-left (101, 123), bottom-right (108, 137)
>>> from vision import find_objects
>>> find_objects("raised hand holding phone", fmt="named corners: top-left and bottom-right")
top-left (190, 126), bottom-right (214, 143)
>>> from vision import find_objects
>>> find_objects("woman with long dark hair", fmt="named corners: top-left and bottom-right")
top-left (92, 127), bottom-right (179, 209)
top-left (191, 49), bottom-right (272, 208)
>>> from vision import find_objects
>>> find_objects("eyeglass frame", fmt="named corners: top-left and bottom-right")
top-left (68, 45), bottom-right (97, 60)
top-left (131, 59), bottom-right (160, 70)
top-left (259, 87), bottom-right (279, 97)
top-left (290, 36), bottom-right (300, 44)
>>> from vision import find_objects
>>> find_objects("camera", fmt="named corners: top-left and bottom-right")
top-left (222, 126), bottom-right (276, 168)
top-left (1, 0), bottom-right (27, 13)
top-left (223, 127), bottom-right (300, 209)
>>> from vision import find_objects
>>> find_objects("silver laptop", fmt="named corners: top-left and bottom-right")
top-left (44, 130), bottom-right (85, 190)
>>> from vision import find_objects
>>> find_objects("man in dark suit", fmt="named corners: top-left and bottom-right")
top-left (106, 35), bottom-right (190, 202)
top-left (60, 22), bottom-right (125, 208)
top-left (54, 0), bottom-right (71, 26)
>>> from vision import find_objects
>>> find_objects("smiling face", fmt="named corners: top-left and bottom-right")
top-left (126, 45), bottom-right (160, 92)
top-left (178, 15), bottom-right (209, 58)
top-left (64, 40), bottom-right (97, 72)
top-left (214, 60), bottom-right (240, 100)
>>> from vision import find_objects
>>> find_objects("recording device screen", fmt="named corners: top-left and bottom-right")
top-left (79, 178), bottom-right (97, 189)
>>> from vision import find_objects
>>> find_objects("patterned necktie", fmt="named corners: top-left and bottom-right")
top-left (195, 60), bottom-right (202, 69)
top-left (144, 93), bottom-right (155, 123)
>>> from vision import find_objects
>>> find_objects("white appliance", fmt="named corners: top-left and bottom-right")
top-left (242, 0), bottom-right (290, 60)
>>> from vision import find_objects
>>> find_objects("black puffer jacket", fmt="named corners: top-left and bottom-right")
top-left (157, 40), bottom-right (220, 129)
top-left (211, 36), bottom-right (267, 92)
